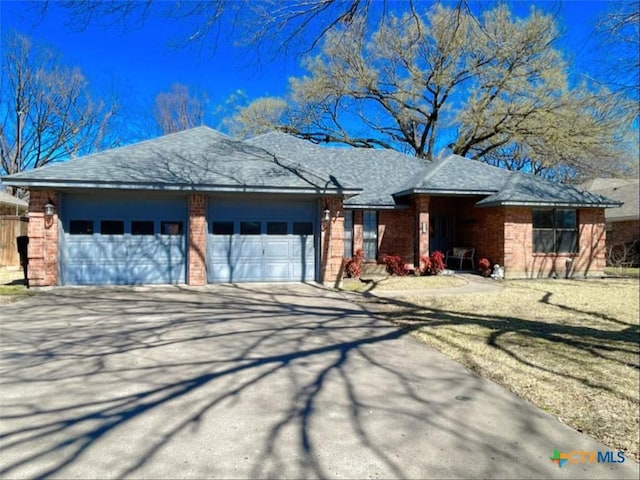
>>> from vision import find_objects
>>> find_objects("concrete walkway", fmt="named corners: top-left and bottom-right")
top-left (1, 284), bottom-right (637, 479)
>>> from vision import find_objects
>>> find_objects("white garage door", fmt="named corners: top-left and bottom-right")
top-left (60, 193), bottom-right (187, 285)
top-left (207, 198), bottom-right (316, 282)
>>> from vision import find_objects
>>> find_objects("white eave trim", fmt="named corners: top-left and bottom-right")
top-left (1, 179), bottom-right (361, 196)
top-left (476, 200), bottom-right (622, 208)
top-left (393, 188), bottom-right (497, 197)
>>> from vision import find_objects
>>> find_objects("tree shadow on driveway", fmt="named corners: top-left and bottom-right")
top-left (0, 284), bottom-right (636, 479)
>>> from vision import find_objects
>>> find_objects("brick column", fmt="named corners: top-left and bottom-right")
top-left (414, 195), bottom-right (430, 267)
top-left (27, 190), bottom-right (59, 286)
top-left (320, 197), bottom-right (344, 284)
top-left (188, 194), bottom-right (207, 286)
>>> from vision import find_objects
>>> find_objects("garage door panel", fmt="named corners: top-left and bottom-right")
top-left (264, 240), bottom-right (289, 258)
top-left (235, 239), bottom-right (263, 259)
top-left (65, 264), bottom-right (137, 286)
top-left (209, 236), bottom-right (234, 258)
top-left (230, 261), bottom-right (263, 282)
top-left (207, 198), bottom-right (317, 283)
top-left (291, 263), bottom-right (314, 281)
top-left (262, 262), bottom-right (291, 281)
top-left (290, 238), bottom-right (314, 256)
top-left (61, 194), bottom-right (186, 285)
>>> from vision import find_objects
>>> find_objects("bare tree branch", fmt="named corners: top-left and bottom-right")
top-left (0, 32), bottom-right (117, 193)
top-left (227, 3), bottom-right (635, 180)
top-left (153, 84), bottom-right (208, 134)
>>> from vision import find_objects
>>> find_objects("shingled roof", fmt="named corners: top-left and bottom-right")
top-left (247, 132), bottom-right (425, 207)
top-left (3, 127), bottom-right (358, 195)
top-left (579, 179), bottom-right (639, 221)
top-left (393, 154), bottom-right (511, 196)
top-left (1, 127), bottom-right (621, 209)
top-left (476, 172), bottom-right (619, 208)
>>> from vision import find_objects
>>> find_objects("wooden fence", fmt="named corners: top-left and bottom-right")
top-left (0, 216), bottom-right (28, 267)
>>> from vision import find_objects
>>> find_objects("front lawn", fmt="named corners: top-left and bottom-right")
top-left (605, 266), bottom-right (640, 278)
top-left (359, 278), bottom-right (640, 461)
top-left (0, 285), bottom-right (34, 305)
top-left (340, 274), bottom-right (466, 293)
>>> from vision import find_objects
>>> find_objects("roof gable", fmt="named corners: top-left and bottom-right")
top-left (394, 154), bottom-right (512, 195)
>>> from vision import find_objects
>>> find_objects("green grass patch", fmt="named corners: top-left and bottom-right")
top-left (0, 285), bottom-right (34, 304)
top-left (364, 278), bottom-right (640, 461)
top-left (605, 266), bottom-right (639, 278)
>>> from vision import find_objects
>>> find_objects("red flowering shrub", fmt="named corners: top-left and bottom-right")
top-left (345, 249), bottom-right (364, 278)
top-left (382, 254), bottom-right (408, 276)
top-left (430, 250), bottom-right (446, 274)
top-left (420, 251), bottom-right (447, 275)
top-left (478, 257), bottom-right (491, 277)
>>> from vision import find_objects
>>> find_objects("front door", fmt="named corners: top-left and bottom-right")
top-left (430, 214), bottom-right (452, 254)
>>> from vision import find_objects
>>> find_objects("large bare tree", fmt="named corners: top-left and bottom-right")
top-left (154, 84), bottom-right (208, 134)
top-left (594, 1), bottom-right (639, 111)
top-left (227, 4), bottom-right (635, 180)
top-left (33, 0), bottom-right (384, 62)
top-left (0, 32), bottom-right (116, 185)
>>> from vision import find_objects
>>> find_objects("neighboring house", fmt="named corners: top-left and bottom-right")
top-left (0, 190), bottom-right (29, 267)
top-left (579, 178), bottom-right (639, 247)
top-left (0, 190), bottom-right (28, 216)
top-left (1, 127), bottom-right (619, 286)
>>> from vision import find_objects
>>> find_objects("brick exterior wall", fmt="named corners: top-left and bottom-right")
top-left (574, 209), bottom-right (607, 276)
top-left (27, 190), bottom-right (59, 286)
top-left (502, 207), bottom-right (606, 278)
top-left (459, 204), bottom-right (505, 269)
top-left (188, 194), bottom-right (207, 286)
top-left (342, 199), bottom-right (428, 270)
top-left (320, 197), bottom-right (344, 284)
top-left (21, 188), bottom-right (611, 286)
top-left (609, 220), bottom-right (639, 247)
top-left (378, 208), bottom-right (414, 264)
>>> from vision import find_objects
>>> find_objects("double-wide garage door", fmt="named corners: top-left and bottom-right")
top-left (207, 198), bottom-right (316, 282)
top-left (60, 194), bottom-right (186, 285)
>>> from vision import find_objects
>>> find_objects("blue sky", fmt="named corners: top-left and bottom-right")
top-left (0, 1), bottom-right (618, 137)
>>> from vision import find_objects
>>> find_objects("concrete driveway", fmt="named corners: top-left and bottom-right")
top-left (0, 284), bottom-right (637, 479)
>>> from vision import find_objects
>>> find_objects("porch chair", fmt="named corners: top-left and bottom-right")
top-left (445, 247), bottom-right (475, 270)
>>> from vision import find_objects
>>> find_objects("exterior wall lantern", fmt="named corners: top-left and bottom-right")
top-left (44, 202), bottom-right (56, 219)
top-left (323, 205), bottom-right (331, 222)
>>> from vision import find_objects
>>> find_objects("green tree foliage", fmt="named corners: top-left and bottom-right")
top-left (228, 4), bottom-right (635, 180)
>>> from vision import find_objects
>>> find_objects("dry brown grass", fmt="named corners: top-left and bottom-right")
top-left (362, 278), bottom-right (640, 461)
top-left (340, 274), bottom-right (466, 293)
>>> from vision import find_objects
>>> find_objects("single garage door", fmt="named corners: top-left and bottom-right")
top-left (60, 193), bottom-right (187, 285)
top-left (207, 198), bottom-right (316, 282)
